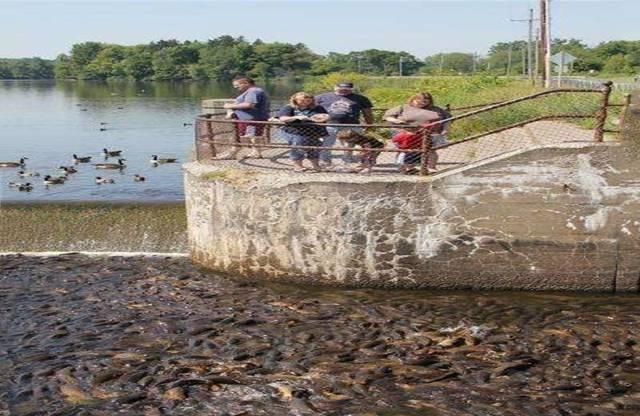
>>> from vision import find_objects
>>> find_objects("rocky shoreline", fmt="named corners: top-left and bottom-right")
top-left (2, 254), bottom-right (640, 415)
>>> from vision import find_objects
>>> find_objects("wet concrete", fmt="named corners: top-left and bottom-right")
top-left (2, 254), bottom-right (640, 415)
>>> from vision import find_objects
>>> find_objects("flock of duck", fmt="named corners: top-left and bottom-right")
top-left (2, 150), bottom-right (178, 193)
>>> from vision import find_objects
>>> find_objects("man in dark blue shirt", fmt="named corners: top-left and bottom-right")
top-left (315, 82), bottom-right (374, 166)
top-left (221, 76), bottom-right (270, 158)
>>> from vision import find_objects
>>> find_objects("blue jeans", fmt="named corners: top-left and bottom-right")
top-left (321, 126), bottom-right (363, 164)
top-left (282, 131), bottom-right (320, 161)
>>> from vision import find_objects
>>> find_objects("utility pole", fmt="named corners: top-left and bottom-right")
top-left (522, 48), bottom-right (526, 76)
top-left (511, 8), bottom-right (537, 83)
top-left (399, 56), bottom-right (403, 76)
top-left (539, 0), bottom-right (546, 87)
top-left (539, 0), bottom-right (552, 88)
top-left (544, 0), bottom-right (552, 88)
top-left (472, 52), bottom-right (477, 73)
top-left (507, 44), bottom-right (512, 76)
top-left (439, 54), bottom-right (444, 74)
top-left (534, 28), bottom-right (540, 85)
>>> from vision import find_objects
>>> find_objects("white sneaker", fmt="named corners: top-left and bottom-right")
top-left (244, 150), bottom-right (263, 159)
top-left (216, 149), bottom-right (240, 159)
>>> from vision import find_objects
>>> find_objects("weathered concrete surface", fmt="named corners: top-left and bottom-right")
top-left (184, 133), bottom-right (640, 292)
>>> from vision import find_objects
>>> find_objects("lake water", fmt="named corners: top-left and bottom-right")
top-left (0, 80), bottom-right (298, 202)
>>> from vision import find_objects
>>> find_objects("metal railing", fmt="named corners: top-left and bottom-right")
top-left (552, 77), bottom-right (639, 92)
top-left (195, 83), bottom-right (629, 176)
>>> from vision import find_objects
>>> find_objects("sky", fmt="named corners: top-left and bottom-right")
top-left (2, 0), bottom-right (639, 60)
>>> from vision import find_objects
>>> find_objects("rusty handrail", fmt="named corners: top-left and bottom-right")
top-left (421, 87), bottom-right (604, 130)
top-left (196, 85), bottom-right (613, 176)
top-left (435, 114), bottom-right (594, 150)
top-left (196, 138), bottom-right (424, 154)
top-left (593, 81), bottom-right (613, 142)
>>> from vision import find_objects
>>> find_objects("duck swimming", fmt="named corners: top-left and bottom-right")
top-left (43, 175), bottom-right (67, 185)
top-left (59, 166), bottom-right (78, 174)
top-left (95, 158), bottom-right (126, 169)
top-left (150, 155), bottom-right (178, 164)
top-left (103, 148), bottom-right (123, 157)
top-left (133, 174), bottom-right (146, 182)
top-left (95, 176), bottom-right (115, 184)
top-left (0, 157), bottom-right (28, 168)
top-left (18, 170), bottom-right (40, 177)
top-left (9, 182), bottom-right (33, 192)
top-left (73, 154), bottom-right (92, 163)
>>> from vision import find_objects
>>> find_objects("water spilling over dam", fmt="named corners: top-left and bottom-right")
top-left (0, 202), bottom-right (187, 254)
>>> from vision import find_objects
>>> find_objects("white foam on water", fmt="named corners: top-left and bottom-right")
top-left (0, 251), bottom-right (189, 257)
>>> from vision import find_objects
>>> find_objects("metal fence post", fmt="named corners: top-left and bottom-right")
top-left (194, 118), bottom-right (202, 161)
top-left (419, 129), bottom-right (432, 176)
top-left (205, 117), bottom-right (216, 159)
top-left (618, 93), bottom-right (632, 139)
top-left (593, 81), bottom-right (613, 142)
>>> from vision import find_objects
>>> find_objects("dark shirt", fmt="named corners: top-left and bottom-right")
top-left (233, 87), bottom-right (270, 121)
top-left (315, 92), bottom-right (373, 124)
top-left (276, 105), bottom-right (328, 138)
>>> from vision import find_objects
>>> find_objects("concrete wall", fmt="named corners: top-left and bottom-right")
top-left (184, 142), bottom-right (640, 292)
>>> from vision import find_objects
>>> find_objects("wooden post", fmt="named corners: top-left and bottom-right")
top-left (594, 81), bottom-right (613, 142)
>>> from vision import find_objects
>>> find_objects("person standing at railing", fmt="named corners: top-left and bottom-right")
top-left (383, 92), bottom-right (450, 170)
top-left (275, 92), bottom-right (329, 173)
top-left (220, 76), bottom-right (270, 159)
top-left (315, 82), bottom-right (374, 169)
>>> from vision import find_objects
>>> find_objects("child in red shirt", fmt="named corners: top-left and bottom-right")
top-left (391, 123), bottom-right (441, 174)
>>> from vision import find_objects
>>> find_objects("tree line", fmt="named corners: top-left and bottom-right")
top-left (1, 36), bottom-right (639, 80)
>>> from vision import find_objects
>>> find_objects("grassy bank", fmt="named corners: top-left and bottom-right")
top-left (0, 202), bottom-right (187, 253)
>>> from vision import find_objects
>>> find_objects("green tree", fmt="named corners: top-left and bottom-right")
top-left (122, 47), bottom-right (154, 80)
top-left (85, 45), bottom-right (127, 79)
top-left (198, 36), bottom-right (253, 80)
top-left (0, 61), bottom-right (12, 78)
top-left (69, 42), bottom-right (104, 68)
top-left (54, 54), bottom-right (75, 78)
top-left (152, 45), bottom-right (198, 80)
top-left (603, 54), bottom-right (633, 74)
top-left (250, 42), bottom-right (318, 78)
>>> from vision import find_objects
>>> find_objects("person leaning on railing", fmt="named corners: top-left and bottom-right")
top-left (273, 92), bottom-right (329, 173)
top-left (220, 76), bottom-right (270, 159)
top-left (383, 92), bottom-right (451, 171)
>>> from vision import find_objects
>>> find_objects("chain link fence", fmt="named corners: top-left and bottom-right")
top-left (553, 77), bottom-right (639, 92)
top-left (195, 84), bottom-right (627, 176)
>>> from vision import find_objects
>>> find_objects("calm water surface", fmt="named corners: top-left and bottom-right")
top-left (0, 80), bottom-right (298, 202)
